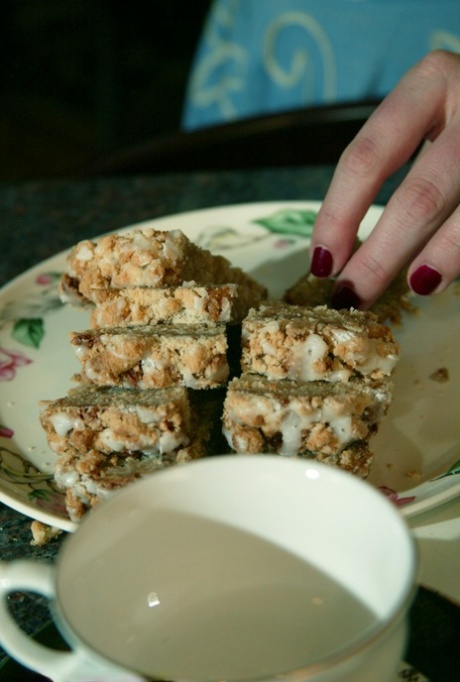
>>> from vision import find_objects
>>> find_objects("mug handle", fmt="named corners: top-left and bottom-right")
top-left (0, 560), bottom-right (112, 682)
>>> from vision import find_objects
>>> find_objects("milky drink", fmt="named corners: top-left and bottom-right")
top-left (60, 510), bottom-right (377, 681)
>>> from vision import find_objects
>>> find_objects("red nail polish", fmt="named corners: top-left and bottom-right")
top-left (311, 247), bottom-right (333, 278)
top-left (409, 265), bottom-right (442, 296)
top-left (331, 283), bottom-right (362, 310)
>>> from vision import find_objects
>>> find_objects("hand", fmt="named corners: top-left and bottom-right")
top-left (309, 49), bottom-right (460, 309)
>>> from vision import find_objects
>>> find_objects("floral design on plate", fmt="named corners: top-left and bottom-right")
top-left (378, 456), bottom-right (460, 513)
top-left (0, 444), bottom-right (67, 517)
top-left (379, 486), bottom-right (417, 508)
top-left (0, 271), bottom-right (63, 351)
top-left (196, 207), bottom-right (316, 251)
top-left (0, 346), bottom-right (33, 381)
top-left (0, 424), bottom-right (14, 438)
top-left (435, 459), bottom-right (460, 480)
top-left (253, 207), bottom-right (317, 236)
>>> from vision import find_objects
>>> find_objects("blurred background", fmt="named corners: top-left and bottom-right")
top-left (0, 0), bottom-right (211, 181)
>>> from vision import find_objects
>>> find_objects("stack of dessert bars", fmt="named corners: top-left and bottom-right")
top-left (40, 228), bottom-right (267, 521)
top-left (222, 303), bottom-right (399, 477)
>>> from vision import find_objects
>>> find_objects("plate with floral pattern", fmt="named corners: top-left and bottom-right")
top-left (1, 201), bottom-right (459, 531)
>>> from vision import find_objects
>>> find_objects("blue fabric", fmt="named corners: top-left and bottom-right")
top-left (182, 0), bottom-right (460, 130)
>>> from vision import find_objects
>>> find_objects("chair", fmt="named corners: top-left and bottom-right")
top-left (83, 100), bottom-right (380, 177)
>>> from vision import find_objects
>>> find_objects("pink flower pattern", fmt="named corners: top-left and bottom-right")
top-left (35, 272), bottom-right (61, 287)
top-left (0, 425), bottom-right (13, 438)
top-left (379, 485), bottom-right (416, 507)
top-left (274, 237), bottom-right (297, 248)
top-left (35, 273), bottom-right (53, 286)
top-left (0, 346), bottom-right (33, 380)
top-left (30, 489), bottom-right (68, 517)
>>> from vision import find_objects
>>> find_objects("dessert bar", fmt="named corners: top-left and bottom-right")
top-left (61, 227), bottom-right (267, 304)
top-left (71, 324), bottom-right (229, 389)
top-left (222, 373), bottom-right (392, 475)
top-left (241, 303), bottom-right (399, 382)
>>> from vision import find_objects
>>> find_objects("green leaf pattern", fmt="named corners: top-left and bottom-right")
top-left (12, 318), bottom-right (45, 349)
top-left (0, 271), bottom-right (63, 351)
top-left (435, 459), bottom-right (460, 480)
top-left (195, 208), bottom-right (317, 251)
top-left (253, 208), bottom-right (317, 237)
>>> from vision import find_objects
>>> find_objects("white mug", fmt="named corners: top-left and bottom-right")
top-left (0, 455), bottom-right (417, 682)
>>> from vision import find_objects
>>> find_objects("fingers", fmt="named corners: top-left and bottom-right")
top-left (408, 202), bottom-right (460, 295)
top-left (309, 50), bottom-right (460, 307)
top-left (332, 116), bottom-right (460, 307)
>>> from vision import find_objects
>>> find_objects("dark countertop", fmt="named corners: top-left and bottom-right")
top-left (0, 165), bottom-right (410, 669)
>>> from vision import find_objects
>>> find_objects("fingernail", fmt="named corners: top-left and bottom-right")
top-left (331, 283), bottom-right (362, 310)
top-left (311, 246), bottom-right (333, 278)
top-left (409, 265), bottom-right (442, 296)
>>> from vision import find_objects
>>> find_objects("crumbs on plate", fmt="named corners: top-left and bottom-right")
top-left (30, 520), bottom-right (63, 546)
top-left (429, 367), bottom-right (449, 383)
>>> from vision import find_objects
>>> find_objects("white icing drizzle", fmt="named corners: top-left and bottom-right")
top-left (278, 402), bottom-right (353, 457)
top-left (49, 412), bottom-right (84, 437)
top-left (329, 329), bottom-right (398, 376)
top-left (290, 334), bottom-right (329, 382)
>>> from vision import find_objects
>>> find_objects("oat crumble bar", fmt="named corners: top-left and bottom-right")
top-left (60, 227), bottom-right (267, 303)
top-left (241, 303), bottom-right (399, 382)
top-left (71, 324), bottom-right (229, 390)
top-left (40, 385), bottom-right (192, 458)
top-left (222, 373), bottom-right (392, 471)
top-left (53, 389), bottom-right (227, 521)
top-left (84, 282), bottom-right (264, 327)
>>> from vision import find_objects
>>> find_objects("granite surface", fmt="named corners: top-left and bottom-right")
top-left (0, 165), bottom-right (410, 670)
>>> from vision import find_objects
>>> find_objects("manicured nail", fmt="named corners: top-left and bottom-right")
top-left (409, 265), bottom-right (442, 296)
top-left (310, 246), bottom-right (333, 278)
top-left (331, 283), bottom-right (362, 310)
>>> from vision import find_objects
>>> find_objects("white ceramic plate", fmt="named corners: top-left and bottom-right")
top-left (1, 201), bottom-right (459, 532)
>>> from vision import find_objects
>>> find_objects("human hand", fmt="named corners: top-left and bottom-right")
top-left (309, 49), bottom-right (460, 309)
